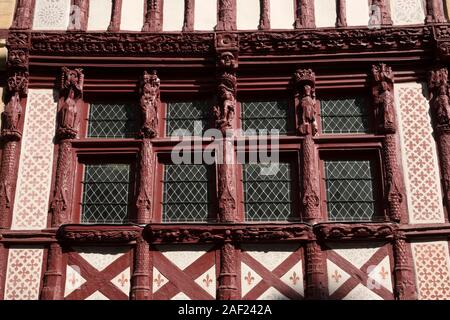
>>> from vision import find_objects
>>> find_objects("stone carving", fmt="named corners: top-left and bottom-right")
top-left (216, 0), bottom-right (237, 31)
top-left (7, 49), bottom-right (28, 70)
top-left (183, 0), bottom-right (195, 32)
top-left (108, 0), bottom-right (123, 32)
top-left (11, 0), bottom-right (33, 30)
top-left (143, 0), bottom-right (163, 32)
top-left (295, 0), bottom-right (315, 29)
top-left (258, 0), bottom-right (270, 30)
top-left (140, 70), bottom-right (160, 138)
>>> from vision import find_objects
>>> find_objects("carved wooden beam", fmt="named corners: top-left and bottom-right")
top-left (371, 64), bottom-right (406, 223)
top-left (0, 49), bottom-right (29, 229)
top-left (50, 68), bottom-right (84, 227)
top-left (69, 0), bottom-right (89, 31)
top-left (293, 69), bottom-right (320, 223)
top-left (314, 223), bottom-right (396, 241)
top-left (336, 0), bottom-right (347, 27)
top-left (425, 0), bottom-right (447, 23)
top-left (183, 0), bottom-right (195, 32)
top-left (295, 0), bottom-right (315, 29)
top-left (131, 237), bottom-right (151, 300)
top-left (143, 0), bottom-right (163, 32)
top-left (108, 0), bottom-right (123, 32)
top-left (136, 139), bottom-right (155, 224)
top-left (428, 67), bottom-right (450, 220)
top-left (258, 0), bottom-right (270, 30)
top-left (11, 0), bottom-right (35, 30)
top-left (58, 225), bottom-right (141, 242)
top-left (305, 241), bottom-right (327, 299)
top-left (41, 243), bottom-right (64, 300)
top-left (393, 232), bottom-right (417, 300)
top-left (217, 242), bottom-right (238, 299)
top-left (216, 0), bottom-right (237, 31)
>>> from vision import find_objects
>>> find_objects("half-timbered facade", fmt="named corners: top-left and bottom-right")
top-left (1, 0), bottom-right (450, 300)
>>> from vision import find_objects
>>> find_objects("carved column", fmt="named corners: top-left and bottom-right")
top-left (11, 0), bottom-right (35, 30)
top-left (336, 0), bottom-right (347, 27)
top-left (183, 0), bottom-right (195, 32)
top-left (305, 241), bottom-right (327, 299)
top-left (426, 0), bottom-right (447, 23)
top-left (69, 0), bottom-right (89, 31)
top-left (108, 0), bottom-right (123, 32)
top-left (293, 69), bottom-right (320, 224)
top-left (393, 232), bottom-right (417, 300)
top-left (143, 0), bottom-right (163, 32)
top-left (428, 67), bottom-right (450, 218)
top-left (0, 49), bottom-right (29, 229)
top-left (218, 242), bottom-right (238, 300)
top-left (131, 238), bottom-right (151, 300)
top-left (41, 243), bottom-right (64, 300)
top-left (370, 0), bottom-right (393, 25)
top-left (295, 0), bottom-right (315, 29)
top-left (50, 68), bottom-right (84, 227)
top-left (216, 0), bottom-right (237, 31)
top-left (258, 0), bottom-right (270, 30)
top-left (215, 52), bottom-right (238, 223)
top-left (371, 64), bottom-right (406, 223)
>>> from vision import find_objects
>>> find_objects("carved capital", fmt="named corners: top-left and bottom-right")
top-left (294, 69), bottom-right (317, 136)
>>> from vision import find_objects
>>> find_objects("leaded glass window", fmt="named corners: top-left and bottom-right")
top-left (243, 163), bottom-right (293, 222)
top-left (88, 103), bottom-right (139, 138)
top-left (166, 101), bottom-right (210, 136)
top-left (241, 101), bottom-right (290, 135)
top-left (81, 164), bottom-right (132, 224)
top-left (320, 97), bottom-right (370, 134)
top-left (162, 164), bottom-right (210, 222)
top-left (324, 160), bottom-right (377, 222)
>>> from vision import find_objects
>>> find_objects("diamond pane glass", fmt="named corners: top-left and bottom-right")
top-left (88, 103), bottom-right (140, 138)
top-left (162, 164), bottom-right (210, 222)
top-left (242, 101), bottom-right (289, 135)
top-left (166, 101), bottom-right (210, 136)
top-left (81, 164), bottom-right (131, 224)
top-left (324, 160), bottom-right (377, 222)
top-left (320, 97), bottom-right (370, 134)
top-left (243, 163), bottom-right (293, 222)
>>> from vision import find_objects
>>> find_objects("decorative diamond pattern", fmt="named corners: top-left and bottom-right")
top-left (324, 160), bottom-right (377, 222)
top-left (162, 165), bottom-right (210, 222)
top-left (412, 241), bottom-right (450, 300)
top-left (4, 247), bottom-right (44, 300)
top-left (320, 97), bottom-right (370, 134)
top-left (396, 83), bottom-right (445, 223)
top-left (88, 103), bottom-right (140, 138)
top-left (242, 101), bottom-right (290, 135)
top-left (81, 164), bottom-right (131, 224)
top-left (166, 101), bottom-right (210, 136)
top-left (11, 90), bottom-right (57, 230)
top-left (391, 0), bottom-right (425, 25)
top-left (243, 163), bottom-right (293, 222)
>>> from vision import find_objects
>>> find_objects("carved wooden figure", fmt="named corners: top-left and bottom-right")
top-left (295, 0), bottom-right (315, 29)
top-left (372, 64), bottom-right (396, 134)
top-left (140, 70), bottom-right (160, 138)
top-left (143, 0), bottom-right (163, 32)
top-left (258, 0), bottom-right (270, 30)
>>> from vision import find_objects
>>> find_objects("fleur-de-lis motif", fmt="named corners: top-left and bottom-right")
top-left (379, 266), bottom-right (389, 280)
top-left (290, 272), bottom-right (300, 285)
top-left (203, 274), bottom-right (213, 288)
top-left (117, 273), bottom-right (128, 287)
top-left (69, 273), bottom-right (78, 286)
top-left (244, 271), bottom-right (255, 285)
top-left (154, 273), bottom-right (165, 287)
top-left (332, 270), bottom-right (342, 283)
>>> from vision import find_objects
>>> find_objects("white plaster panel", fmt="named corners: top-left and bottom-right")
top-left (153, 267), bottom-right (169, 293)
top-left (342, 283), bottom-right (383, 300)
top-left (163, 0), bottom-right (185, 31)
top-left (195, 0), bottom-right (217, 30)
top-left (11, 89), bottom-right (57, 230)
top-left (270, 0), bottom-right (295, 29)
top-left (241, 243), bottom-right (299, 271)
top-left (257, 287), bottom-right (289, 300)
top-left (237, 0), bottom-right (260, 30)
top-left (4, 246), bottom-right (44, 300)
top-left (346, 0), bottom-right (370, 26)
top-left (241, 262), bottom-right (262, 297)
top-left (64, 265), bottom-right (87, 297)
top-left (111, 267), bottom-right (131, 296)
top-left (74, 246), bottom-right (128, 271)
top-left (194, 265), bottom-right (216, 298)
top-left (171, 292), bottom-right (191, 300)
top-left (327, 259), bottom-right (351, 295)
top-left (327, 242), bottom-right (380, 269)
top-left (394, 82), bottom-right (445, 224)
top-left (87, 0), bottom-right (113, 31)
top-left (33, 0), bottom-right (71, 30)
top-left (158, 244), bottom-right (213, 270)
top-left (390, 0), bottom-right (425, 25)
top-left (120, 0), bottom-right (144, 31)
top-left (314, 0), bottom-right (336, 28)
top-left (280, 260), bottom-right (304, 295)
top-left (367, 256), bottom-right (393, 293)
top-left (85, 291), bottom-right (109, 300)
